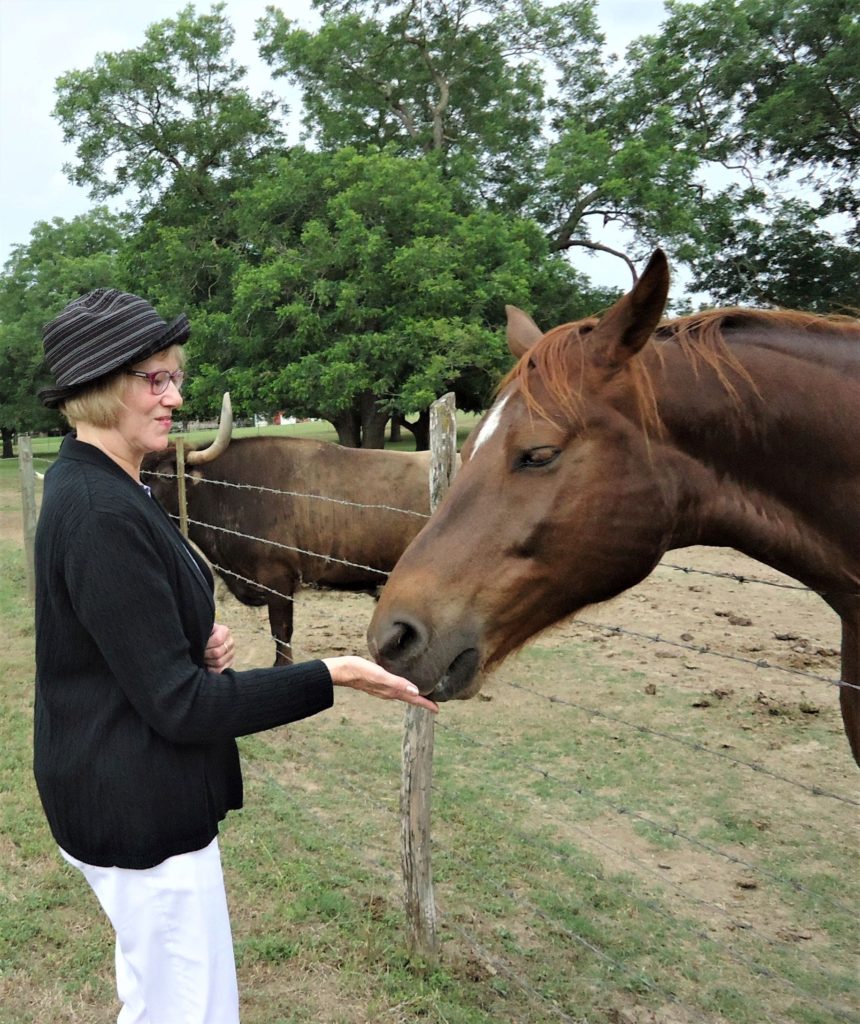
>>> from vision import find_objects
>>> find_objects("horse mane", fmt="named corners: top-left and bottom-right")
top-left (655, 307), bottom-right (860, 348)
top-left (498, 318), bottom-right (664, 434)
top-left (498, 319), bottom-right (601, 429)
top-left (500, 306), bottom-right (860, 433)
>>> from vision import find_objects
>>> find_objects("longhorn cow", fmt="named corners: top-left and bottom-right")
top-left (143, 396), bottom-right (432, 664)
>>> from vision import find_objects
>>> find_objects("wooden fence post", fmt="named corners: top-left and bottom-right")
top-left (400, 392), bottom-right (457, 964)
top-left (175, 438), bottom-right (189, 538)
top-left (18, 435), bottom-right (37, 603)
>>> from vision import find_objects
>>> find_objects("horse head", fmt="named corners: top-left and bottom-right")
top-left (368, 250), bottom-right (674, 700)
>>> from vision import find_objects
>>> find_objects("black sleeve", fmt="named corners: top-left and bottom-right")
top-left (65, 509), bottom-right (333, 743)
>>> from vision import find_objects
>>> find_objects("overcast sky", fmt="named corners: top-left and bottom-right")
top-left (0, 0), bottom-right (669, 290)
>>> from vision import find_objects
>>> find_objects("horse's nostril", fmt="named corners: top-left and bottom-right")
top-left (380, 618), bottom-right (423, 661)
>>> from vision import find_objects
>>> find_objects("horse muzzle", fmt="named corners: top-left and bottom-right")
top-left (368, 610), bottom-right (483, 701)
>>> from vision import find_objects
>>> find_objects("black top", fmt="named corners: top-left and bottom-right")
top-left (34, 434), bottom-right (333, 868)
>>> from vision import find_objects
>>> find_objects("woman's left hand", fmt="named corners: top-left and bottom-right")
top-left (205, 623), bottom-right (236, 673)
top-left (323, 655), bottom-right (439, 713)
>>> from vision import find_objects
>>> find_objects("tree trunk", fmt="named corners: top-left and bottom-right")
top-left (330, 408), bottom-right (361, 447)
top-left (389, 416), bottom-right (402, 443)
top-left (359, 390), bottom-right (389, 449)
top-left (1, 427), bottom-right (14, 459)
top-left (398, 408), bottom-right (431, 450)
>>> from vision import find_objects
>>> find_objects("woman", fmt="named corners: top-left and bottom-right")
top-left (33, 288), bottom-right (437, 1024)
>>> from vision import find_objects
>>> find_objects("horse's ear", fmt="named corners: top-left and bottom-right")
top-left (506, 305), bottom-right (544, 359)
top-left (590, 249), bottom-right (670, 366)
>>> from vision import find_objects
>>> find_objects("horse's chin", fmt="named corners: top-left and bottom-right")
top-left (424, 648), bottom-right (483, 702)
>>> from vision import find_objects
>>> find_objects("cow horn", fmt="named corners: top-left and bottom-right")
top-left (187, 392), bottom-right (233, 464)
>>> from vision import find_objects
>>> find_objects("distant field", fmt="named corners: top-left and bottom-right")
top-left (23, 411), bottom-right (483, 464)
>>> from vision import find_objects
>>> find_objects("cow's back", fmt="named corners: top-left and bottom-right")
top-left (188, 437), bottom-right (431, 589)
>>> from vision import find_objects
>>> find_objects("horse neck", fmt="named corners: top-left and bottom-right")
top-left (648, 328), bottom-right (860, 459)
top-left (642, 328), bottom-right (860, 593)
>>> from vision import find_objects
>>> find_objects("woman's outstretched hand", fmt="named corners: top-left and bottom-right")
top-left (323, 656), bottom-right (439, 713)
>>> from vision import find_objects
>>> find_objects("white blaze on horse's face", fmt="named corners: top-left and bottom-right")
top-left (470, 394), bottom-right (510, 458)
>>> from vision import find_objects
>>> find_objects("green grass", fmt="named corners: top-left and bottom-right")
top-left (1, 448), bottom-right (857, 1023)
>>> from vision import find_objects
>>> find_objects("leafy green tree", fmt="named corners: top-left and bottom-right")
top-left (53, 2), bottom-right (283, 207)
top-left (687, 196), bottom-right (860, 312)
top-left (539, 100), bottom-right (705, 273)
top-left (116, 180), bottom-right (246, 422)
top-left (626, 0), bottom-right (859, 202)
top-left (0, 210), bottom-right (128, 453)
top-left (51, 3), bottom-right (292, 421)
top-left (256, 0), bottom-right (715, 283)
top-left (257, 0), bottom-right (604, 211)
top-left (223, 146), bottom-right (611, 446)
top-left (618, 0), bottom-right (860, 305)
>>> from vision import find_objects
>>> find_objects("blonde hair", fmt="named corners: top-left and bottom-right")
top-left (59, 345), bottom-right (186, 429)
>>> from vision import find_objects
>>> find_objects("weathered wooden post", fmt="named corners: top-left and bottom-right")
top-left (18, 435), bottom-right (37, 603)
top-left (175, 438), bottom-right (189, 538)
top-left (400, 392), bottom-right (457, 963)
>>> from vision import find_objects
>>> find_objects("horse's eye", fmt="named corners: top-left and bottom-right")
top-left (517, 446), bottom-right (560, 469)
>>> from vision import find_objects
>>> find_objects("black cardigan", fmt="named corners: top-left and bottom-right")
top-left (33, 434), bottom-right (333, 869)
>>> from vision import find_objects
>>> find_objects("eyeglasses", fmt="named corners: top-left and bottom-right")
top-left (126, 369), bottom-right (185, 395)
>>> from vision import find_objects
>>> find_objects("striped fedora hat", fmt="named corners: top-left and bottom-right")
top-left (39, 288), bottom-right (190, 408)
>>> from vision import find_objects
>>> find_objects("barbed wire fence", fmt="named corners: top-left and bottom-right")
top-left (20, 416), bottom-right (858, 1021)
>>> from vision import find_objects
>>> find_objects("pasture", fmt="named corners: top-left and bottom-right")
top-left (1, 435), bottom-right (857, 1023)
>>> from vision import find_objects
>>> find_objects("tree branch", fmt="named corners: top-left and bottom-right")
top-left (554, 239), bottom-right (639, 283)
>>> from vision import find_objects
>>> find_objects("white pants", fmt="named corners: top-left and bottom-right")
top-left (60, 838), bottom-right (240, 1024)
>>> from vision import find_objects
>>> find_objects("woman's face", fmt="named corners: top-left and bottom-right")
top-left (115, 349), bottom-right (184, 458)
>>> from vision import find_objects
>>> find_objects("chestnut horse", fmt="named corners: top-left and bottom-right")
top-left (368, 249), bottom-right (860, 767)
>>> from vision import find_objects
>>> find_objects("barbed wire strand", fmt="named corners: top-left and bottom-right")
top-left (41, 459), bottom-right (860, 599)
top-left (154, 467), bottom-right (860, 599)
top-left (204, 561), bottom-right (860, 811)
top-left (211, 563), bottom-right (296, 604)
top-left (249, 760), bottom-right (695, 1018)
top-left (451, 789), bottom-right (848, 1015)
top-left (658, 561), bottom-right (816, 593)
top-left (576, 619), bottom-right (860, 694)
top-left (143, 469), bottom-right (430, 520)
top-left (450, 750), bottom-right (849, 995)
top-left (185, 516), bottom-right (391, 576)
top-left (428, 726), bottom-right (854, 1012)
top-left (243, 760), bottom-right (590, 1024)
top-left (426, 735), bottom-right (856, 1020)
top-left (277, 711), bottom-right (853, 1006)
top-left (436, 720), bottom-right (854, 916)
